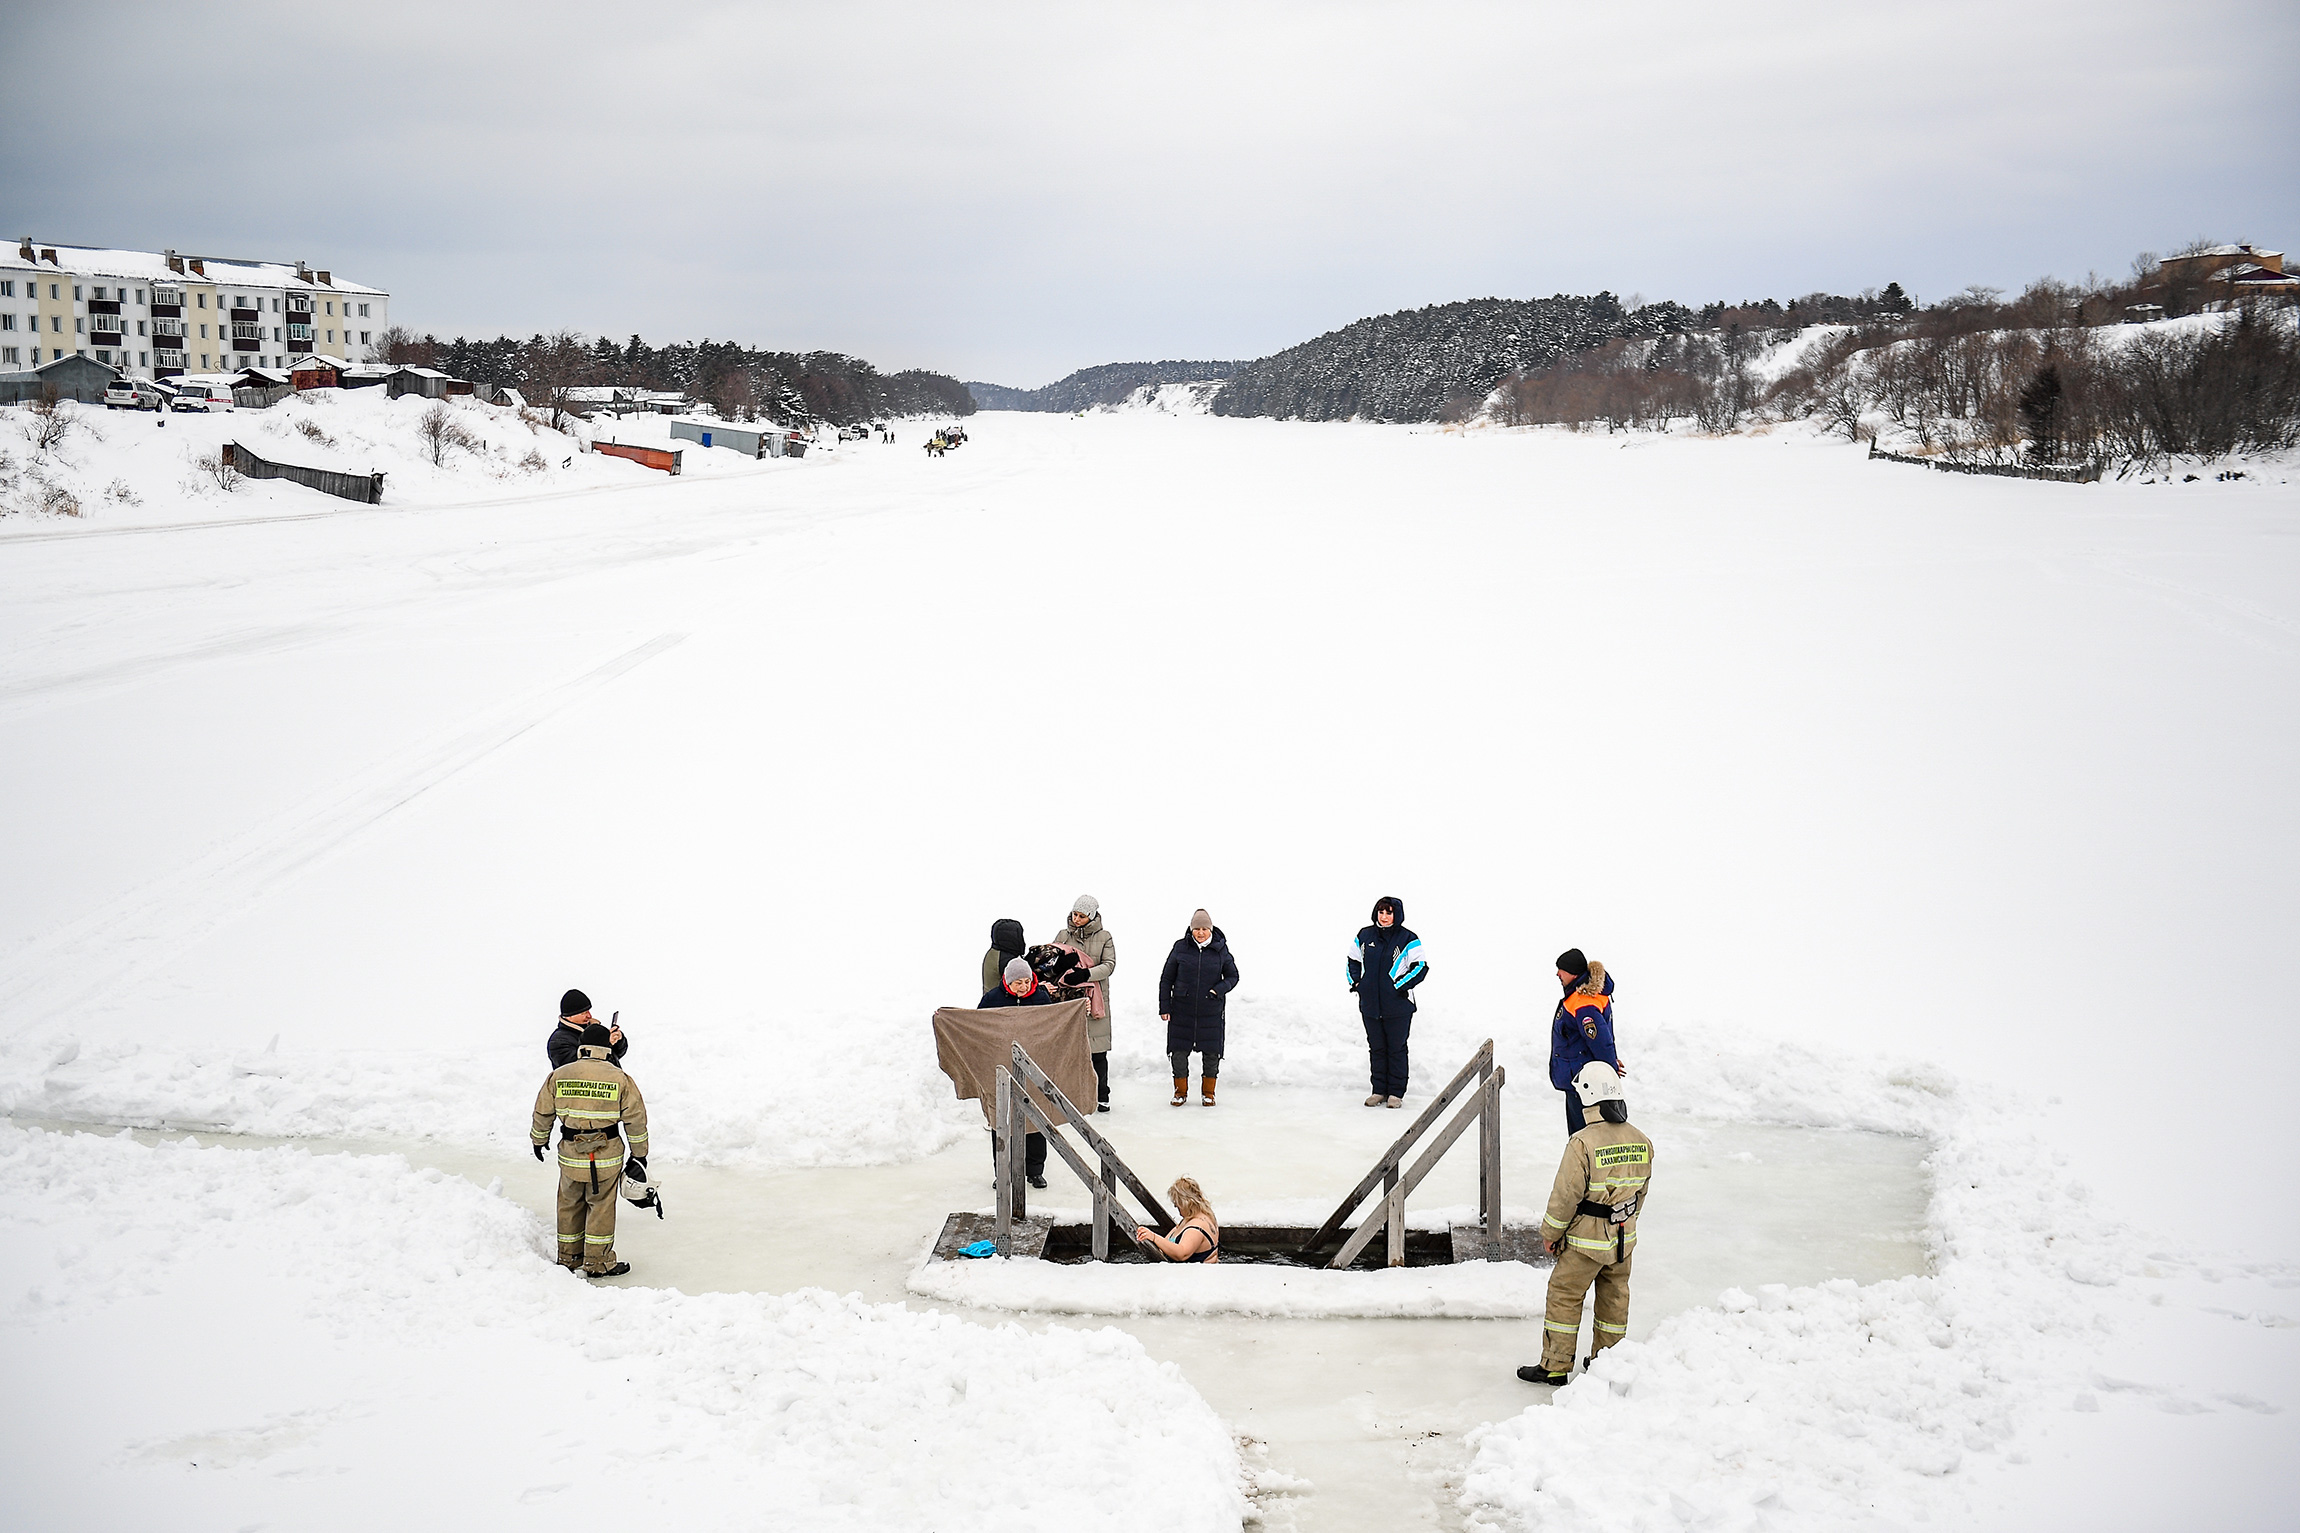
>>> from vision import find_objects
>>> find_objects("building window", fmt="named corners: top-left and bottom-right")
top-left (73, 285), bottom-right (82, 299)
top-left (137, 320), bottom-right (146, 336)
top-left (359, 331), bottom-right (370, 343)
top-left (140, 351), bottom-right (148, 366)
top-left (0, 280), bottom-right (11, 296)
top-left (135, 288), bottom-right (144, 303)
top-left (358, 303), bottom-right (369, 317)
top-left (50, 284), bottom-right (60, 300)
top-left (92, 286), bottom-right (106, 300)
top-left (0, 314), bottom-right (12, 330)
top-left (75, 317), bottom-right (84, 333)
top-left (326, 329), bottom-right (335, 342)
top-left (1, 347), bottom-right (15, 364)
top-left (272, 298), bottom-right (280, 311)
top-left (96, 348), bottom-right (111, 363)
top-left (325, 301), bottom-right (334, 315)
top-left (197, 294), bottom-right (207, 307)
top-left (272, 327), bottom-right (280, 341)
top-left (51, 316), bottom-right (62, 331)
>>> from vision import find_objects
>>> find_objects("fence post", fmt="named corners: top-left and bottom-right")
top-left (1007, 1077), bottom-right (1028, 1223)
top-left (994, 1068), bottom-right (1013, 1257)
top-left (1384, 1164), bottom-right (1404, 1267)
top-left (1092, 1153), bottom-right (1112, 1262)
top-left (1480, 1071), bottom-right (1502, 1250)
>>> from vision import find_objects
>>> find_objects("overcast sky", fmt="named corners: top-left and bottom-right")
top-left (9, 1), bottom-right (2294, 385)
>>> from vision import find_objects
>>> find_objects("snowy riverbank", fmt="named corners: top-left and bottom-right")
top-left (2, 410), bottom-right (2293, 1528)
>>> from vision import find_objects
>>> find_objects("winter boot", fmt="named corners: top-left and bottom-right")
top-left (586, 1262), bottom-right (632, 1279)
top-left (1516, 1364), bottom-right (1570, 1385)
top-left (1171, 1077), bottom-right (1188, 1106)
top-left (1201, 1078), bottom-right (1217, 1107)
top-left (1364, 1094), bottom-right (1384, 1107)
top-left (1386, 1096), bottom-right (1404, 1108)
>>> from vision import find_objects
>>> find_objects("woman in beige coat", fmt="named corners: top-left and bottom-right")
top-left (1058, 894), bottom-right (1117, 1112)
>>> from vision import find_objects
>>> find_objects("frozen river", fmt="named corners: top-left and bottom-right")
top-left (23, 1083), bottom-right (1927, 1529)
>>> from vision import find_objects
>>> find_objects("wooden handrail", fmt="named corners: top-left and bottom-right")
top-left (1327, 1064), bottom-right (1505, 1269)
top-left (1003, 1070), bottom-right (1148, 1256)
top-left (1010, 1044), bottom-right (1177, 1232)
top-left (1299, 1039), bottom-right (1493, 1255)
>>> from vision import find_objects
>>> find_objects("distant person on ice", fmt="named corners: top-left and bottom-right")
top-left (530, 1020), bottom-right (650, 1278)
top-left (1548, 949), bottom-right (1621, 1134)
top-left (548, 988), bottom-right (626, 1069)
top-left (1057, 895), bottom-right (1118, 1113)
top-left (1348, 895), bottom-right (1426, 1108)
top-left (981, 919), bottom-right (1027, 998)
top-left (1160, 909), bottom-right (1238, 1106)
top-left (980, 956), bottom-right (1055, 1189)
top-left (1519, 1062), bottom-right (1652, 1385)
top-left (1132, 1176), bottom-right (1222, 1263)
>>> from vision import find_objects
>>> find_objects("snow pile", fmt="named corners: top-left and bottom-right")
top-left (0, 1123), bottom-right (1244, 1530)
top-left (1455, 1030), bottom-right (2299, 1530)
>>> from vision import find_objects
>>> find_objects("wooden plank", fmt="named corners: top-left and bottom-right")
top-left (1387, 1183), bottom-right (1405, 1268)
top-left (1011, 1044), bottom-right (1175, 1232)
top-left (1300, 1040), bottom-right (1492, 1255)
top-left (994, 1069), bottom-right (1013, 1256)
top-left (1329, 1067), bottom-right (1505, 1270)
top-left (934, 1211), bottom-right (1053, 1262)
top-left (1092, 1180), bottom-right (1112, 1262)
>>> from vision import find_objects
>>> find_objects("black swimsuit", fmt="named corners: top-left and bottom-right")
top-left (1172, 1219), bottom-right (1221, 1263)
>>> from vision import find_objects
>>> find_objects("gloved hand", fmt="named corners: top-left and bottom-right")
top-left (625, 1156), bottom-right (647, 1181)
top-left (532, 1143), bottom-right (545, 1162)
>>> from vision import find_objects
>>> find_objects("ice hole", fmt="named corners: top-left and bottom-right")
top-left (20, 1088), bottom-right (1925, 1530)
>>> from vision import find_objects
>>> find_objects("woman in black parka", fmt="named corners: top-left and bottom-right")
top-left (1159, 908), bottom-right (1239, 1107)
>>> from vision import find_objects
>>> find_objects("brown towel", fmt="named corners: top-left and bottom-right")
top-left (932, 1000), bottom-right (1098, 1130)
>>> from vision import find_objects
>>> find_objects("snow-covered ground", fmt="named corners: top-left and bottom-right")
top-left (2, 410), bottom-right (2295, 1528)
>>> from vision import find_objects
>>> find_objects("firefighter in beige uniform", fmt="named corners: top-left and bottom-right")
top-left (1519, 1062), bottom-right (1652, 1384)
top-left (530, 1021), bottom-right (650, 1277)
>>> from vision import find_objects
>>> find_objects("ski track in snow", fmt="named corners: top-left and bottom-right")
top-left (0, 631), bottom-right (687, 1027)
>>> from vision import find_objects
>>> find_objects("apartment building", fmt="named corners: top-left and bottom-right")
top-left (1, 239), bottom-right (390, 379)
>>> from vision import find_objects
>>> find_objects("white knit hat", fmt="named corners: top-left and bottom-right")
top-left (1071, 894), bottom-right (1099, 918)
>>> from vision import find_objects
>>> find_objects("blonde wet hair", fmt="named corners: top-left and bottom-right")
top-left (1168, 1177), bottom-right (1213, 1222)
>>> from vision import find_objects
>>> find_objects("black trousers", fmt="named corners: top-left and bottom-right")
top-left (1563, 1089), bottom-right (1586, 1135)
top-left (992, 1130), bottom-right (1050, 1180)
top-left (1092, 1051), bottom-right (1109, 1104)
top-left (1364, 1015), bottom-right (1412, 1098)
top-left (1169, 1049), bottom-right (1220, 1079)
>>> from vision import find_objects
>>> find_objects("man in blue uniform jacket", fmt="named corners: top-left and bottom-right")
top-left (1548, 948), bottom-right (1621, 1134)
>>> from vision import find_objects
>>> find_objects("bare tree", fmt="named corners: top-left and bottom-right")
top-left (521, 330), bottom-right (593, 431)
top-left (416, 402), bottom-right (473, 466)
top-left (372, 325), bottom-right (437, 368)
top-left (25, 389), bottom-right (73, 453)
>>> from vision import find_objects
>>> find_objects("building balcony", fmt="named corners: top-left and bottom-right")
top-left (152, 287), bottom-right (184, 307)
top-left (88, 299), bottom-right (122, 316)
top-left (287, 323), bottom-right (314, 340)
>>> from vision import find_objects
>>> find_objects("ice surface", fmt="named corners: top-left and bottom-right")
top-left (10, 1096), bottom-right (1925, 1530)
top-left (3, 408), bottom-right (2295, 1527)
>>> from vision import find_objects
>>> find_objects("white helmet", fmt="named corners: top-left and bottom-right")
top-left (1571, 1061), bottom-right (1625, 1108)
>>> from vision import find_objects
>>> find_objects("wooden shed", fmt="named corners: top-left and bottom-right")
top-left (670, 417), bottom-right (776, 458)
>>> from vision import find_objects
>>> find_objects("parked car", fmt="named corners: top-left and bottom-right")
top-left (103, 379), bottom-right (173, 412)
top-left (170, 382), bottom-right (235, 413)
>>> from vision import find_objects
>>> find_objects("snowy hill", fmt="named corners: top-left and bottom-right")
top-left (966, 358), bottom-right (1243, 413)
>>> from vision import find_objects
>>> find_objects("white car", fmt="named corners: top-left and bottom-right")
top-left (170, 382), bottom-right (235, 413)
top-left (103, 379), bottom-right (173, 411)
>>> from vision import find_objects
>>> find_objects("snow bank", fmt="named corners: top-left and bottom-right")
top-left (911, 1248), bottom-right (1552, 1319)
top-left (1455, 1029), bottom-right (2300, 1530)
top-left (0, 387), bottom-right (805, 534)
top-left (0, 1123), bottom-right (1244, 1531)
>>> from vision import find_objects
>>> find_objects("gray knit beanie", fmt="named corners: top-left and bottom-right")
top-left (1190, 908), bottom-right (1212, 930)
top-left (1072, 894), bottom-right (1099, 918)
top-left (1002, 956), bottom-right (1033, 986)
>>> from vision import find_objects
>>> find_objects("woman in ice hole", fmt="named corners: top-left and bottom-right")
top-left (1133, 1177), bottom-right (1221, 1263)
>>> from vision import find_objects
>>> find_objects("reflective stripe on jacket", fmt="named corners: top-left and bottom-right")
top-left (1542, 1116), bottom-right (1653, 1260)
top-left (531, 1045), bottom-right (650, 1168)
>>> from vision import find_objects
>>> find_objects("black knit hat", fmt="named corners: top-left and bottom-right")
top-left (580, 1022), bottom-right (613, 1048)
top-left (560, 989), bottom-right (591, 1018)
top-left (1555, 949), bottom-right (1590, 979)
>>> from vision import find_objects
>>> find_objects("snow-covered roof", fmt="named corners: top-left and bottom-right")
top-left (290, 355), bottom-right (352, 372)
top-left (2172, 243), bottom-right (2282, 262)
top-left (0, 240), bottom-right (389, 296)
